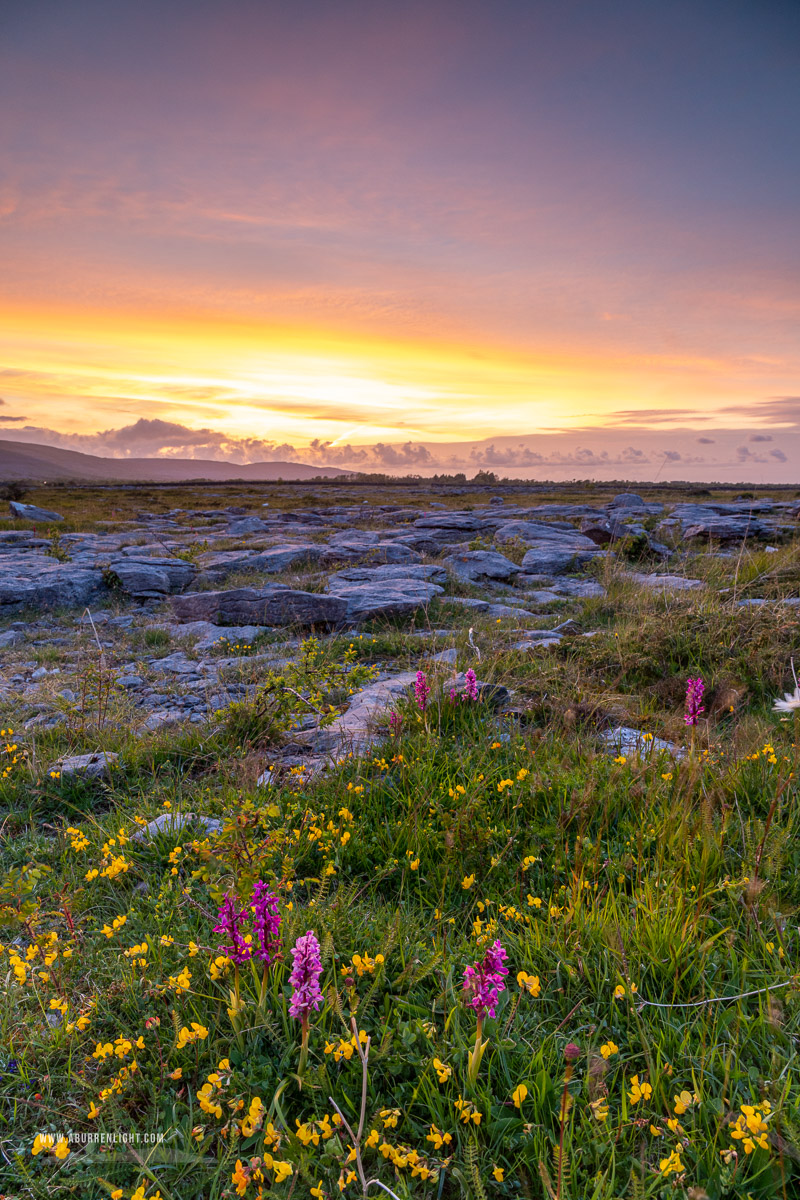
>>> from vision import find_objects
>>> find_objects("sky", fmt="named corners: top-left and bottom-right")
top-left (1, 0), bottom-right (799, 481)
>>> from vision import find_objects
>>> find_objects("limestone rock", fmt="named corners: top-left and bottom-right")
top-left (520, 546), bottom-right (599, 576)
top-left (171, 586), bottom-right (347, 627)
top-left (131, 812), bottom-right (223, 842)
top-left (442, 550), bottom-right (519, 582)
top-left (9, 501), bottom-right (64, 522)
top-left (56, 751), bottom-right (118, 779)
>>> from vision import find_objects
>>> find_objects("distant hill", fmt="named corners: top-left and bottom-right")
top-left (0, 440), bottom-right (348, 483)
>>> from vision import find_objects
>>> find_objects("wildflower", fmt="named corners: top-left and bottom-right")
top-left (659, 1147), bottom-right (685, 1176)
top-left (673, 1089), bottom-right (698, 1115)
top-left (463, 939), bottom-right (508, 1019)
top-left (289, 931), bottom-right (323, 1020)
top-left (628, 1075), bottom-right (653, 1104)
top-left (462, 874), bottom-right (475, 889)
top-left (414, 670), bottom-right (431, 712)
top-left (512, 1083), bottom-right (527, 1109)
top-left (453, 1095), bottom-right (482, 1125)
top-left (773, 687), bottom-right (800, 713)
top-left (241, 1096), bottom-right (264, 1137)
top-left (684, 676), bottom-right (705, 726)
top-left (517, 970), bottom-right (541, 996)
top-left (176, 1022), bottom-right (208, 1049)
top-left (590, 1098), bottom-right (609, 1121)
top-left (463, 668), bottom-right (479, 701)
top-left (600, 1040), bottom-right (619, 1059)
top-left (380, 1108), bottom-right (400, 1128)
top-left (214, 893), bottom-right (252, 965)
top-left (252, 881), bottom-right (281, 964)
top-left (232, 1161), bottom-right (249, 1196)
top-left (426, 1125), bottom-right (452, 1150)
top-left (389, 710), bottom-right (402, 734)
top-left (432, 1057), bottom-right (452, 1083)
top-left (492, 1166), bottom-right (505, 1182)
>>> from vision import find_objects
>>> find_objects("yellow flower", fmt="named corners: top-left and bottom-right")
top-left (310, 1183), bottom-right (325, 1199)
top-left (32, 1133), bottom-right (55, 1155)
top-left (517, 970), bottom-right (541, 996)
top-left (512, 1083), bottom-right (528, 1109)
top-left (493, 1166), bottom-right (505, 1181)
top-left (590, 1097), bottom-right (609, 1122)
top-left (673, 1090), bottom-right (696, 1115)
top-left (659, 1147), bottom-right (685, 1176)
top-left (462, 874), bottom-right (475, 889)
top-left (409, 858), bottom-right (420, 870)
top-left (600, 1040), bottom-right (619, 1059)
top-left (273, 1161), bottom-right (293, 1182)
top-left (88, 1102), bottom-right (100, 1118)
top-left (426, 1125), bottom-right (453, 1150)
top-left (232, 1160), bottom-right (249, 1197)
top-left (53, 1138), bottom-right (70, 1160)
top-left (433, 1057), bottom-right (452, 1083)
top-left (628, 1075), bottom-right (652, 1104)
top-left (169, 1068), bottom-right (183, 1080)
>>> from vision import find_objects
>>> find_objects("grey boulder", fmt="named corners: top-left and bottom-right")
top-left (443, 549), bottom-right (519, 582)
top-left (56, 751), bottom-right (118, 779)
top-left (520, 546), bottom-right (599, 575)
top-left (171, 585), bottom-right (347, 627)
top-left (108, 557), bottom-right (197, 597)
top-left (9, 501), bottom-right (64, 522)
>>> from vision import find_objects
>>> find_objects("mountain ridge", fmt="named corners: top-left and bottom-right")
top-left (0, 439), bottom-right (347, 483)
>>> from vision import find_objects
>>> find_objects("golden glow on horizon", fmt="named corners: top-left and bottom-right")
top-left (0, 303), bottom-right (791, 446)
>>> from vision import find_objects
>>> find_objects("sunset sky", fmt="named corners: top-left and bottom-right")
top-left (1, 0), bottom-right (799, 480)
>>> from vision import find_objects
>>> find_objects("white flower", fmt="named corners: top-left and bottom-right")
top-left (773, 687), bottom-right (800, 713)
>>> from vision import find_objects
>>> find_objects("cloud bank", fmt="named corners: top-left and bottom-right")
top-left (2, 412), bottom-right (799, 483)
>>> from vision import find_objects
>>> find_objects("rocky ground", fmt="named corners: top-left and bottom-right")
top-left (1, 486), bottom-right (798, 760)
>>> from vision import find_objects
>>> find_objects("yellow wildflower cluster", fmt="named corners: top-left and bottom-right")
top-left (32, 1132), bottom-right (70, 1159)
top-left (232, 1153), bottom-right (293, 1195)
top-left (176, 1022), bottom-right (208, 1049)
top-left (124, 942), bottom-right (148, 968)
top-left (453, 1096), bottom-right (482, 1125)
top-left (325, 1028), bottom-right (369, 1063)
top-left (65, 825), bottom-right (90, 851)
top-left (377, 1139), bottom-right (438, 1179)
top-left (728, 1100), bottom-right (772, 1154)
top-left (168, 966), bottom-right (192, 994)
top-left (295, 1113), bottom-right (339, 1145)
top-left (1, 729), bottom-right (24, 779)
top-left (659, 1145), bottom-right (686, 1176)
top-left (339, 951), bottom-right (384, 978)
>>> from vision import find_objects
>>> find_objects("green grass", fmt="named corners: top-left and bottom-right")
top-left (2, 506), bottom-right (800, 1199)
